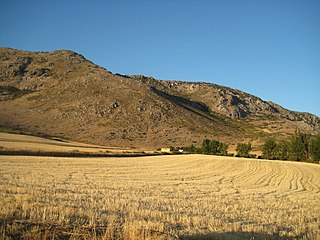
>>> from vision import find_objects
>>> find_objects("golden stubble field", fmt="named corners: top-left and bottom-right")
top-left (0, 155), bottom-right (319, 240)
top-left (0, 132), bottom-right (132, 153)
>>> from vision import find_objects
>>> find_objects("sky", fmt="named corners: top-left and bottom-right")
top-left (1, 0), bottom-right (319, 116)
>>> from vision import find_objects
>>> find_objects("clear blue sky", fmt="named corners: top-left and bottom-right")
top-left (1, 0), bottom-right (319, 116)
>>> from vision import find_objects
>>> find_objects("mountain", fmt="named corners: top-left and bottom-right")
top-left (0, 48), bottom-right (319, 150)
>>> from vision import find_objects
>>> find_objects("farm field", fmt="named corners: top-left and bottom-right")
top-left (0, 155), bottom-right (319, 240)
top-left (0, 132), bottom-right (135, 154)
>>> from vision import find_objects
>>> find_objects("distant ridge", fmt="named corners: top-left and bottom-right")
top-left (0, 47), bottom-right (319, 149)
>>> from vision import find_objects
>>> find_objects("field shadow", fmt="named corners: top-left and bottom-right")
top-left (181, 231), bottom-right (303, 240)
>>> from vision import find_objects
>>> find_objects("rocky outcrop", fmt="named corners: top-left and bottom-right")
top-left (149, 79), bottom-right (319, 129)
top-left (0, 47), bottom-right (319, 148)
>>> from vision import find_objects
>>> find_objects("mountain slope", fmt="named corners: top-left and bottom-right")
top-left (0, 48), bottom-right (319, 149)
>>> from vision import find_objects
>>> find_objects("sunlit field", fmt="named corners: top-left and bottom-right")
top-left (0, 155), bottom-right (319, 239)
top-left (0, 132), bottom-right (132, 154)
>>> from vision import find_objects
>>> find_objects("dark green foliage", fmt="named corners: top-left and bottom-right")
top-left (183, 144), bottom-right (197, 153)
top-left (262, 139), bottom-right (289, 160)
top-left (201, 139), bottom-right (229, 155)
top-left (236, 143), bottom-right (252, 158)
top-left (219, 143), bottom-right (229, 156)
top-left (309, 135), bottom-right (320, 163)
top-left (288, 132), bottom-right (309, 161)
top-left (261, 132), bottom-right (320, 163)
top-left (262, 139), bottom-right (277, 160)
top-left (184, 139), bottom-right (229, 156)
top-left (182, 133), bottom-right (320, 164)
top-left (273, 141), bottom-right (289, 160)
top-left (208, 140), bottom-right (221, 154)
top-left (201, 139), bottom-right (211, 154)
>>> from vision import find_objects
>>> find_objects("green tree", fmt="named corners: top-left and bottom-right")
top-left (236, 143), bottom-right (252, 158)
top-left (273, 141), bottom-right (289, 160)
top-left (288, 131), bottom-right (308, 161)
top-left (200, 139), bottom-right (229, 155)
top-left (262, 139), bottom-right (277, 159)
top-left (218, 142), bottom-right (229, 156)
top-left (201, 139), bottom-right (211, 154)
top-left (208, 140), bottom-right (220, 154)
top-left (309, 135), bottom-right (320, 163)
top-left (261, 132), bottom-right (319, 163)
top-left (184, 144), bottom-right (197, 153)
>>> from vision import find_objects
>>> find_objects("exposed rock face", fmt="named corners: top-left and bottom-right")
top-left (141, 79), bottom-right (319, 128)
top-left (0, 48), bottom-right (319, 148)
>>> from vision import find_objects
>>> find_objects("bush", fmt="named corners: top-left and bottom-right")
top-left (236, 143), bottom-right (252, 158)
top-left (183, 139), bottom-right (229, 156)
top-left (201, 139), bottom-right (229, 155)
top-left (183, 144), bottom-right (197, 153)
top-left (262, 139), bottom-right (277, 159)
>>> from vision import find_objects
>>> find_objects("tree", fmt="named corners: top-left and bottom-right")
top-left (218, 142), bottom-right (229, 156)
top-left (261, 132), bottom-right (319, 163)
top-left (309, 135), bottom-right (320, 163)
top-left (288, 131), bottom-right (308, 161)
top-left (262, 139), bottom-right (289, 160)
top-left (200, 139), bottom-right (229, 155)
top-left (184, 144), bottom-right (197, 153)
top-left (262, 139), bottom-right (277, 159)
top-left (236, 143), bottom-right (252, 158)
top-left (201, 139), bottom-right (211, 154)
top-left (273, 141), bottom-right (289, 160)
top-left (208, 140), bottom-right (220, 154)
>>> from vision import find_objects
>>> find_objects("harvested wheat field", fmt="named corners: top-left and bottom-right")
top-left (0, 132), bottom-right (131, 154)
top-left (0, 155), bottom-right (319, 240)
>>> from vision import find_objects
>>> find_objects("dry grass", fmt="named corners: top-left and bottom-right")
top-left (0, 155), bottom-right (319, 239)
top-left (0, 132), bottom-right (133, 153)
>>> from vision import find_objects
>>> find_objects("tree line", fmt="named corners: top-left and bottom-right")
top-left (262, 131), bottom-right (320, 163)
top-left (179, 131), bottom-right (320, 164)
top-left (182, 139), bottom-right (255, 158)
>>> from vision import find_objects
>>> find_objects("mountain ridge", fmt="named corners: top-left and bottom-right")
top-left (0, 47), bottom-right (319, 149)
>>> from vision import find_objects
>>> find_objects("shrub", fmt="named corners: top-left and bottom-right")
top-left (236, 143), bottom-right (252, 158)
top-left (183, 139), bottom-right (229, 156)
top-left (262, 139), bottom-right (277, 160)
top-left (201, 139), bottom-right (229, 155)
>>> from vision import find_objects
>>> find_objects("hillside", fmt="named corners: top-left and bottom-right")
top-left (0, 48), bottom-right (319, 149)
